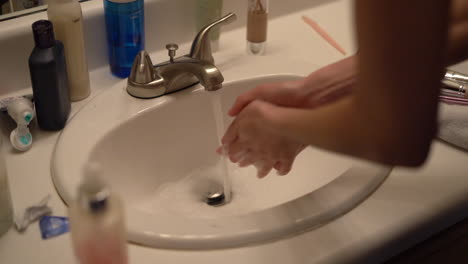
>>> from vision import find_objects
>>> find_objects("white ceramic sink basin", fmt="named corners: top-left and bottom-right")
top-left (52, 57), bottom-right (391, 249)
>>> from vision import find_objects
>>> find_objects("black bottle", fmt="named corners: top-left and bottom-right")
top-left (29, 20), bottom-right (71, 131)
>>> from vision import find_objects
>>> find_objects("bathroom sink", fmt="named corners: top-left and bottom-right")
top-left (52, 57), bottom-right (391, 249)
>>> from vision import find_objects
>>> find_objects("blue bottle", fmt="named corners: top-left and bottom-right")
top-left (104, 0), bottom-right (145, 78)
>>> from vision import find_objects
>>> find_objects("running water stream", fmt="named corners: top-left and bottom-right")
top-left (210, 90), bottom-right (232, 203)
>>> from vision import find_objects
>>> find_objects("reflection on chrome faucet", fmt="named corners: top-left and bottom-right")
top-left (127, 12), bottom-right (237, 99)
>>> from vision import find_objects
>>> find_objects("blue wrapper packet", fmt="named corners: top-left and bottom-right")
top-left (39, 216), bottom-right (69, 239)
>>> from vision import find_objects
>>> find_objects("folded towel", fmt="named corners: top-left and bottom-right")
top-left (438, 102), bottom-right (468, 151)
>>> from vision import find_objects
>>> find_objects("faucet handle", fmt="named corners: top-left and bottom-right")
top-left (190, 12), bottom-right (237, 64)
top-left (166, 43), bottom-right (179, 63)
top-left (129, 50), bottom-right (155, 84)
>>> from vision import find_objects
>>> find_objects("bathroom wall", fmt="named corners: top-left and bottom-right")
top-left (0, 0), bottom-right (338, 98)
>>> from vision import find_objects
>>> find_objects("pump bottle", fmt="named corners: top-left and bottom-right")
top-left (68, 163), bottom-right (128, 264)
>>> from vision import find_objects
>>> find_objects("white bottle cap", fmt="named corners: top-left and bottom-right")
top-left (10, 128), bottom-right (32, 152)
top-left (79, 162), bottom-right (110, 212)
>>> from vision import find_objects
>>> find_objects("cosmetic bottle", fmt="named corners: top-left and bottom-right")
top-left (247, 0), bottom-right (268, 55)
top-left (69, 163), bottom-right (128, 264)
top-left (29, 20), bottom-right (71, 131)
top-left (0, 135), bottom-right (13, 237)
top-left (47, 0), bottom-right (91, 102)
top-left (104, 0), bottom-right (145, 78)
top-left (196, 0), bottom-right (223, 51)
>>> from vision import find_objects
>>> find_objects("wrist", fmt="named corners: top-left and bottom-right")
top-left (303, 56), bottom-right (357, 96)
top-left (258, 101), bottom-right (294, 136)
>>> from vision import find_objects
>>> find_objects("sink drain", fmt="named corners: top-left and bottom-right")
top-left (206, 191), bottom-right (226, 206)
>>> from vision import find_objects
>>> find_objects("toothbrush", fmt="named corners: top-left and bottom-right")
top-left (445, 69), bottom-right (468, 84)
top-left (439, 70), bottom-right (468, 105)
top-left (442, 78), bottom-right (466, 95)
top-left (439, 95), bottom-right (468, 105)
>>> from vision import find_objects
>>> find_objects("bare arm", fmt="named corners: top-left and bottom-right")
top-left (265, 0), bottom-right (450, 166)
top-left (452, 0), bottom-right (468, 23)
top-left (448, 0), bottom-right (468, 65)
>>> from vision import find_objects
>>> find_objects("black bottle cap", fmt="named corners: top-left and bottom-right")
top-left (32, 20), bottom-right (56, 49)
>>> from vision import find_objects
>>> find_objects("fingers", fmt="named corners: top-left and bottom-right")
top-left (221, 119), bottom-right (238, 146)
top-left (228, 91), bottom-right (257, 117)
top-left (224, 138), bottom-right (248, 163)
top-left (254, 160), bottom-right (274, 179)
top-left (230, 150), bottom-right (248, 163)
top-left (216, 146), bottom-right (224, 155)
top-left (273, 158), bottom-right (294, 176)
top-left (237, 152), bottom-right (255, 167)
top-left (221, 99), bottom-right (303, 179)
top-left (276, 160), bottom-right (293, 176)
top-left (273, 161), bottom-right (282, 171)
top-left (224, 149), bottom-right (296, 177)
top-left (228, 81), bottom-right (293, 116)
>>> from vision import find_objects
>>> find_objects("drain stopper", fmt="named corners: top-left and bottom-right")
top-left (206, 192), bottom-right (225, 206)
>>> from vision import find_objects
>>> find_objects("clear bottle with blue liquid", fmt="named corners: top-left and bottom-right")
top-left (104, 0), bottom-right (145, 78)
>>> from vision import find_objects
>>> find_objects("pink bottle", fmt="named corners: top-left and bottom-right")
top-left (68, 163), bottom-right (128, 264)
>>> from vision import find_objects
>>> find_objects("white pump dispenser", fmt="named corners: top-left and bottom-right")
top-left (68, 163), bottom-right (128, 264)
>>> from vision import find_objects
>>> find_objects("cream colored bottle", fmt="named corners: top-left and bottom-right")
top-left (0, 134), bottom-right (13, 237)
top-left (68, 164), bottom-right (128, 264)
top-left (47, 0), bottom-right (90, 101)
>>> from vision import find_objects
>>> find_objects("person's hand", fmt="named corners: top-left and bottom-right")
top-left (219, 56), bottom-right (357, 177)
top-left (221, 100), bottom-right (305, 178)
top-left (228, 55), bottom-right (357, 117)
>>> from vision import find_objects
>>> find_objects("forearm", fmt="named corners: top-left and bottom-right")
top-left (268, 96), bottom-right (431, 166)
top-left (268, 97), bottom-right (371, 161)
top-left (268, 0), bottom-right (449, 166)
top-left (447, 0), bottom-right (468, 65)
top-left (302, 55), bottom-right (357, 103)
top-left (354, 0), bottom-right (446, 164)
top-left (452, 0), bottom-right (468, 23)
top-left (447, 21), bottom-right (468, 65)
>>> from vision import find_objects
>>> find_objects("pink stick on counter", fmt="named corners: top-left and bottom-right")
top-left (302, 16), bottom-right (347, 56)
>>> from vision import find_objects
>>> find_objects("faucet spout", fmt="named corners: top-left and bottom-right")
top-left (158, 58), bottom-right (224, 92)
top-left (126, 13), bottom-right (236, 98)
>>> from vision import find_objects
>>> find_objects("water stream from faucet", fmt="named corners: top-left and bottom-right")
top-left (210, 90), bottom-right (232, 204)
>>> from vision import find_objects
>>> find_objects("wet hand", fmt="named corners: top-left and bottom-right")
top-left (221, 100), bottom-right (305, 178)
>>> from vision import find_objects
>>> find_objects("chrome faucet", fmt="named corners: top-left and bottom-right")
top-left (127, 13), bottom-right (237, 99)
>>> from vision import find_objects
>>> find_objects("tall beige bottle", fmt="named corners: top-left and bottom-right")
top-left (68, 164), bottom-right (128, 264)
top-left (0, 134), bottom-right (13, 237)
top-left (47, 0), bottom-right (90, 101)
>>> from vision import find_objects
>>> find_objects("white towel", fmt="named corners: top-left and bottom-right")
top-left (438, 102), bottom-right (468, 151)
